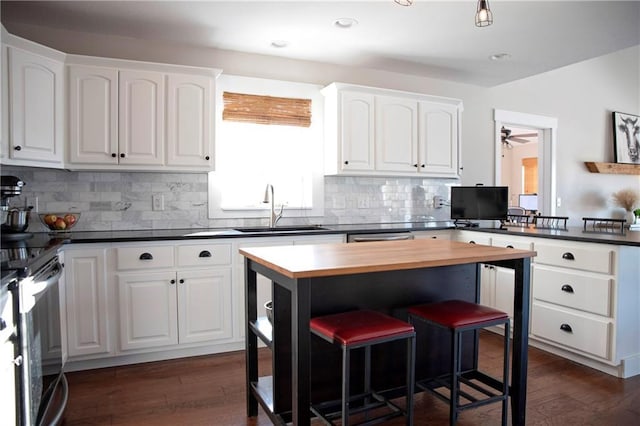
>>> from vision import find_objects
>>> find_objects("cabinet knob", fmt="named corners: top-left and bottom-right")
top-left (111, 153), bottom-right (117, 158)
top-left (560, 323), bottom-right (573, 333)
top-left (421, 164), bottom-right (425, 168)
top-left (13, 355), bottom-right (23, 366)
top-left (14, 145), bottom-right (22, 151)
top-left (179, 279), bottom-right (185, 284)
top-left (561, 284), bottom-right (574, 293)
top-left (344, 160), bottom-right (349, 165)
top-left (170, 279), bottom-right (176, 285)
top-left (120, 153), bottom-right (126, 158)
top-left (561, 252), bottom-right (575, 260)
top-left (205, 155), bottom-right (210, 160)
top-left (413, 163), bottom-right (418, 168)
top-left (199, 250), bottom-right (212, 258)
top-left (139, 252), bottom-right (153, 260)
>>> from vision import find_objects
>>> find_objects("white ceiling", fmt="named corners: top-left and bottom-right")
top-left (2, 1), bottom-right (639, 87)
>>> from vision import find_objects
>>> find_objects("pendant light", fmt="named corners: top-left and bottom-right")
top-left (475, 0), bottom-right (493, 27)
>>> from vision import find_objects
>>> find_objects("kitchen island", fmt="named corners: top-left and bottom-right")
top-left (240, 238), bottom-right (536, 425)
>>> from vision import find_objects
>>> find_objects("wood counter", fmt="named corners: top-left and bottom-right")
top-left (241, 239), bottom-right (536, 425)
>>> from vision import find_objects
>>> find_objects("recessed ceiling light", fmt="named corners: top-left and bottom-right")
top-left (490, 53), bottom-right (511, 61)
top-left (271, 40), bottom-right (289, 48)
top-left (334, 17), bottom-right (358, 29)
top-left (394, 0), bottom-right (413, 6)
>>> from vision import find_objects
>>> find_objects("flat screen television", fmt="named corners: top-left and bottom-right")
top-left (519, 193), bottom-right (538, 211)
top-left (450, 186), bottom-right (509, 222)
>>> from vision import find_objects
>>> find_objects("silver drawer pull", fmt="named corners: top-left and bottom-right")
top-left (561, 252), bottom-right (575, 260)
top-left (199, 250), bottom-right (212, 258)
top-left (561, 284), bottom-right (574, 293)
top-left (560, 323), bottom-right (573, 333)
top-left (139, 252), bottom-right (153, 260)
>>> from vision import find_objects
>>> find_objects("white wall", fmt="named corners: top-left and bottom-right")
top-left (6, 24), bottom-right (640, 224)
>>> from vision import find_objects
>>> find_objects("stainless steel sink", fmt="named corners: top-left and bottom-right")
top-left (234, 225), bottom-right (327, 233)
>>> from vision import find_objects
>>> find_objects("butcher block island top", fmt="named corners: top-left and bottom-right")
top-left (239, 238), bottom-right (537, 278)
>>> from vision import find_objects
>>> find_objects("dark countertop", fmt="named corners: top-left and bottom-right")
top-left (465, 225), bottom-right (640, 247)
top-left (2, 221), bottom-right (639, 250)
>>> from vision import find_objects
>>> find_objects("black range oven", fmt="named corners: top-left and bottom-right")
top-left (1, 235), bottom-right (68, 425)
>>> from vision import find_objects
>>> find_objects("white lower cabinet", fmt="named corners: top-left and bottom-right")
top-left (455, 230), bottom-right (640, 378)
top-left (64, 247), bottom-right (112, 358)
top-left (118, 268), bottom-right (232, 351)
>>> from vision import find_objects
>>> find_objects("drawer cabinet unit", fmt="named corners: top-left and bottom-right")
top-left (531, 239), bottom-right (616, 363)
top-left (456, 229), bottom-right (640, 378)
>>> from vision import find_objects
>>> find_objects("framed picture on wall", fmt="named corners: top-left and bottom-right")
top-left (613, 111), bottom-right (640, 164)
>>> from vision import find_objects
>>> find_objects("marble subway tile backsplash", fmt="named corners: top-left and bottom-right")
top-left (2, 166), bottom-right (455, 231)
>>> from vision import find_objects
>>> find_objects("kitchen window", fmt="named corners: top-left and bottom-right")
top-left (208, 75), bottom-right (324, 220)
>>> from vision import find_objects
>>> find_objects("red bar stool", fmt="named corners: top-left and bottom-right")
top-left (408, 300), bottom-right (510, 426)
top-left (310, 310), bottom-right (416, 426)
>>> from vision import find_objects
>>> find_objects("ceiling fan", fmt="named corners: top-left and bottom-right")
top-left (501, 126), bottom-right (538, 148)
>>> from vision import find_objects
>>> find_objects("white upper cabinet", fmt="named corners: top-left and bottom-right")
top-left (323, 83), bottom-right (462, 177)
top-left (166, 74), bottom-right (214, 167)
top-left (66, 55), bottom-right (220, 172)
top-left (418, 101), bottom-right (459, 176)
top-left (68, 65), bottom-right (118, 164)
top-left (118, 70), bottom-right (165, 165)
top-left (1, 35), bottom-right (65, 168)
top-left (375, 95), bottom-right (418, 172)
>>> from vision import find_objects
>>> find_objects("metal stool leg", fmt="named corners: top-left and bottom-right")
top-left (342, 346), bottom-right (351, 426)
top-left (502, 321), bottom-right (511, 426)
top-left (406, 335), bottom-right (416, 426)
top-left (450, 329), bottom-right (460, 426)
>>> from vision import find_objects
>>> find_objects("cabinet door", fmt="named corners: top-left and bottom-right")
top-left (118, 271), bottom-right (178, 350)
top-left (177, 268), bottom-right (232, 344)
top-left (68, 65), bottom-right (119, 164)
top-left (418, 101), bottom-right (458, 176)
top-left (375, 95), bottom-right (418, 172)
top-left (7, 47), bottom-right (63, 164)
top-left (166, 74), bottom-right (214, 168)
top-left (118, 70), bottom-right (165, 165)
top-left (340, 91), bottom-right (375, 171)
top-left (494, 266), bottom-right (515, 320)
top-left (65, 249), bottom-right (112, 358)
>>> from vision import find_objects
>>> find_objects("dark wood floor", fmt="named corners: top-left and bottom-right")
top-left (61, 332), bottom-right (640, 425)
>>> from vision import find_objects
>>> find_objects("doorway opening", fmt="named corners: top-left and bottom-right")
top-left (494, 109), bottom-right (558, 216)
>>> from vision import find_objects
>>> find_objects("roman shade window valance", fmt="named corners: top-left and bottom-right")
top-left (222, 91), bottom-right (312, 127)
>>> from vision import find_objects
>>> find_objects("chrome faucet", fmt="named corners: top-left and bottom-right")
top-left (263, 184), bottom-right (284, 228)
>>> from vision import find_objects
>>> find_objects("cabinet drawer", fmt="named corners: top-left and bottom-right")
top-left (535, 242), bottom-right (613, 274)
top-left (531, 303), bottom-right (611, 359)
top-left (533, 266), bottom-right (612, 316)
top-left (176, 243), bottom-right (232, 267)
top-left (491, 237), bottom-right (532, 251)
top-left (116, 246), bottom-right (174, 270)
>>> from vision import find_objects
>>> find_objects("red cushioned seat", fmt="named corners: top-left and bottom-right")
top-left (408, 300), bottom-right (508, 329)
top-left (311, 309), bottom-right (415, 346)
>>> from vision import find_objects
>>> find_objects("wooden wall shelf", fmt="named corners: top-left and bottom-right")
top-left (584, 162), bottom-right (640, 175)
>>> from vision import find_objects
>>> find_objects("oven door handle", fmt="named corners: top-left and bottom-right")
top-left (20, 260), bottom-right (63, 313)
